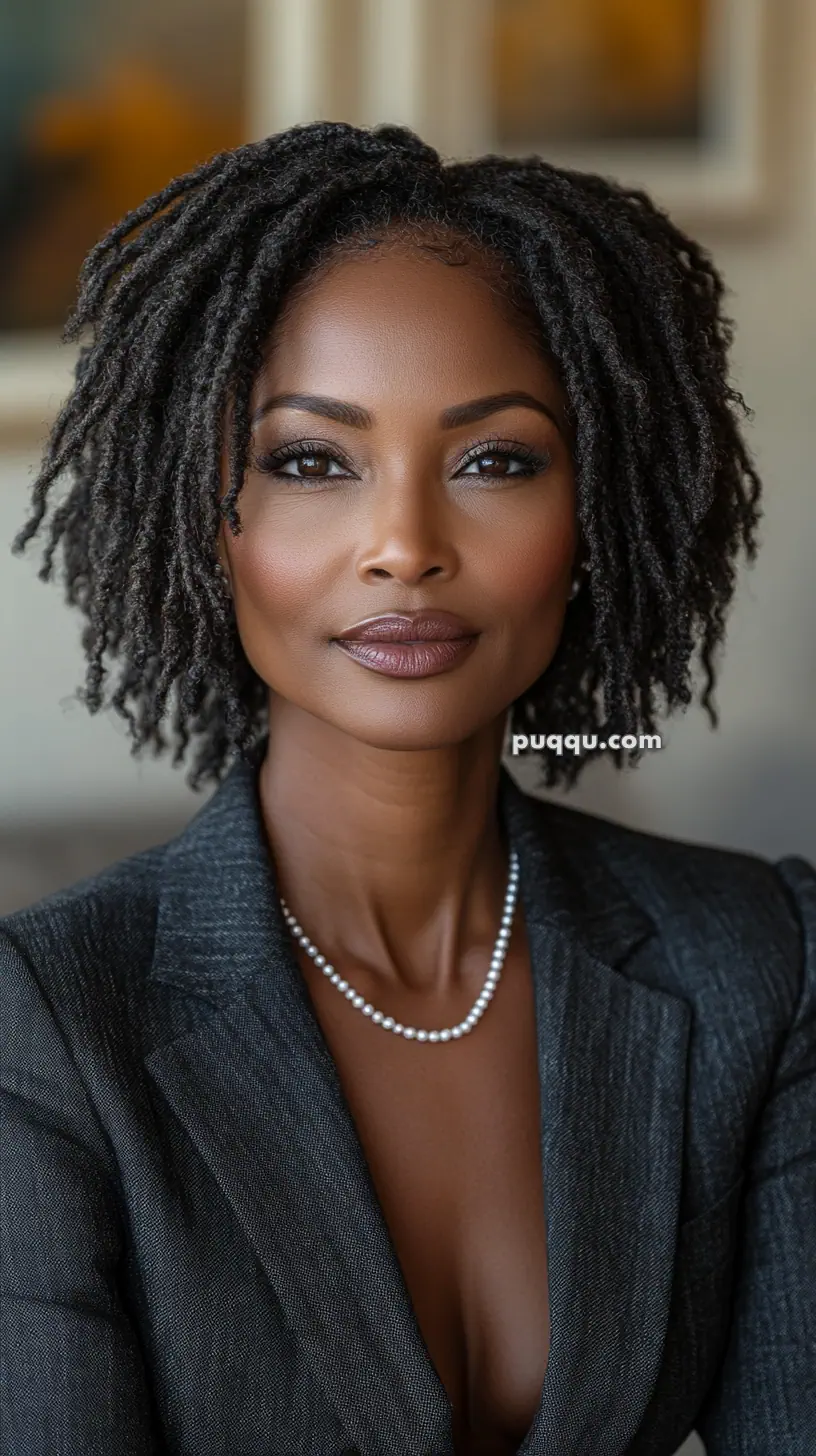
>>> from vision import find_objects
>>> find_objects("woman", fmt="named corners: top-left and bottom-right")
top-left (1, 121), bottom-right (813, 1456)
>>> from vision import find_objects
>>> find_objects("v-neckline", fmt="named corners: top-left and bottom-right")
top-left (290, 910), bottom-right (553, 1451)
top-left (145, 755), bottom-right (693, 1453)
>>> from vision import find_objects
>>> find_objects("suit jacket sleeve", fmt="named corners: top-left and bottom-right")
top-left (695, 855), bottom-right (816, 1455)
top-left (0, 928), bottom-right (163, 1456)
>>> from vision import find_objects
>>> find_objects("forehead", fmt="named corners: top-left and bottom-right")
top-left (256, 238), bottom-right (560, 401)
top-left (276, 231), bottom-right (539, 334)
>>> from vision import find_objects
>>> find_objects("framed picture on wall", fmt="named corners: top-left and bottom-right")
top-left (0, 0), bottom-right (252, 443)
top-left (405, 0), bottom-right (771, 224)
top-left (0, 0), bottom-right (369, 444)
top-left (0, 0), bottom-right (772, 442)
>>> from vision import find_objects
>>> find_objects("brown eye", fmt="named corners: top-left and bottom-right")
top-left (457, 444), bottom-right (552, 479)
top-left (254, 442), bottom-right (353, 481)
top-left (296, 454), bottom-right (330, 476)
top-left (475, 454), bottom-right (510, 475)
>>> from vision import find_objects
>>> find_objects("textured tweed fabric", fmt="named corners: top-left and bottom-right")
top-left (2, 742), bottom-right (814, 1455)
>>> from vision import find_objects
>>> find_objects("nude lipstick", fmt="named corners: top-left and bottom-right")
top-left (332, 610), bottom-right (479, 679)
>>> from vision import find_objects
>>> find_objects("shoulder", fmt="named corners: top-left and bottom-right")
top-left (533, 788), bottom-right (811, 931)
top-left (547, 786), bottom-right (810, 908)
top-left (520, 788), bottom-right (814, 1018)
top-left (1, 844), bottom-right (177, 1149)
top-left (0, 843), bottom-right (167, 1005)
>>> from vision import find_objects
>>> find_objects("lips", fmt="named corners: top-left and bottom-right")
top-left (332, 610), bottom-right (479, 679)
top-left (334, 610), bottom-right (477, 643)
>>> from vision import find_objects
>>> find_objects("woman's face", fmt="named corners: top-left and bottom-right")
top-left (218, 238), bottom-right (578, 752)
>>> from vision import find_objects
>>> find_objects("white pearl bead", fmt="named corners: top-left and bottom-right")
top-left (282, 847), bottom-right (519, 1043)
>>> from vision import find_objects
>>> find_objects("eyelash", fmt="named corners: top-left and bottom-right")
top-left (252, 437), bottom-right (552, 483)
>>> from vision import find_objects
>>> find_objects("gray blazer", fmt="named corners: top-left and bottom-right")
top-left (2, 742), bottom-right (815, 1456)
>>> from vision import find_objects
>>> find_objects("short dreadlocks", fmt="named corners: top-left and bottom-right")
top-left (11, 120), bottom-right (762, 792)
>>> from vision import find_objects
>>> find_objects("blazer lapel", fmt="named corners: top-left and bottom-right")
top-left (144, 748), bottom-right (450, 1453)
top-left (501, 773), bottom-right (692, 1455)
top-left (144, 745), bottom-right (692, 1456)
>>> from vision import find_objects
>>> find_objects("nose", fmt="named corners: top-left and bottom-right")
top-left (354, 473), bottom-right (460, 585)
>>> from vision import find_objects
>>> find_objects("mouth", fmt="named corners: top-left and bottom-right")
top-left (332, 635), bottom-right (479, 679)
top-left (331, 610), bottom-right (480, 678)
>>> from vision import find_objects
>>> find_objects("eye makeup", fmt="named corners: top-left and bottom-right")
top-left (252, 436), bottom-right (553, 483)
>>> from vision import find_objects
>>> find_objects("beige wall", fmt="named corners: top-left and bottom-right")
top-left (525, 0), bottom-right (816, 861)
top-left (2, 0), bottom-right (814, 868)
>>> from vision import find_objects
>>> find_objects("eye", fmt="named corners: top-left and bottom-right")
top-left (455, 440), bottom-right (552, 479)
top-left (253, 441), bottom-right (354, 481)
top-left (253, 436), bottom-right (553, 484)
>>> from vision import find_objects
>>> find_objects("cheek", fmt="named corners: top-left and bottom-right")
top-left (223, 516), bottom-right (339, 699)
top-left (225, 508), bottom-right (337, 630)
top-left (480, 486), bottom-right (578, 695)
top-left (486, 491), bottom-right (577, 623)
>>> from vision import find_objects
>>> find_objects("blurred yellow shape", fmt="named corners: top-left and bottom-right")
top-left (493, 0), bottom-right (704, 136)
top-left (2, 60), bottom-right (242, 326)
top-left (24, 58), bottom-right (243, 222)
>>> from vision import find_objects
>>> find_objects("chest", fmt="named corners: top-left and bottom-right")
top-left (300, 948), bottom-right (551, 1452)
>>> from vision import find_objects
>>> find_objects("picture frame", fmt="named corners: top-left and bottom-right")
top-left (347, 0), bottom-right (771, 225)
top-left (0, 0), bottom-right (771, 444)
top-left (0, 0), bottom-right (260, 448)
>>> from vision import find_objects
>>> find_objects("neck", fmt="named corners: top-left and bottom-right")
top-left (258, 698), bottom-right (512, 994)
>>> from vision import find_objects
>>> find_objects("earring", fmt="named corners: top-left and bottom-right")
top-left (568, 561), bottom-right (589, 601)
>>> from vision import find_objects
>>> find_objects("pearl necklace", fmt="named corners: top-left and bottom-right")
top-left (279, 847), bottom-right (520, 1043)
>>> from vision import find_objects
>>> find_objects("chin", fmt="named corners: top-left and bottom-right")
top-left (329, 713), bottom-right (483, 753)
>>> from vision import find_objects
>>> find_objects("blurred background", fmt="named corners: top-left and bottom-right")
top-left (1, 0), bottom-right (814, 992)
top-left (2, 8), bottom-right (812, 1450)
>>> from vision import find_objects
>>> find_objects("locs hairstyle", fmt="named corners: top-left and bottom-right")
top-left (11, 121), bottom-right (762, 793)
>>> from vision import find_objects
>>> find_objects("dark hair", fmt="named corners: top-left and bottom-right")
top-left (11, 120), bottom-right (762, 792)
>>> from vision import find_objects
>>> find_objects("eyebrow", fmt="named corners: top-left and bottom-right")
top-left (250, 390), bottom-right (562, 433)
